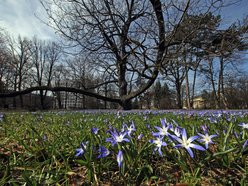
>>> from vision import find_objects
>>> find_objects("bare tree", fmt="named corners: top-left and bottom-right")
top-left (0, 29), bottom-right (14, 109)
top-left (0, 0), bottom-right (229, 110)
top-left (199, 18), bottom-right (248, 109)
top-left (30, 37), bottom-right (62, 109)
top-left (53, 64), bottom-right (69, 109)
top-left (0, 30), bottom-right (10, 92)
top-left (35, 0), bottom-right (192, 109)
top-left (7, 36), bottom-right (33, 108)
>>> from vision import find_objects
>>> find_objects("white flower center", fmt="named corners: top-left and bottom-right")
top-left (154, 139), bottom-right (162, 147)
top-left (203, 135), bottom-right (211, 143)
top-left (243, 124), bottom-right (248, 129)
top-left (161, 127), bottom-right (168, 135)
top-left (182, 138), bottom-right (190, 148)
top-left (116, 134), bottom-right (124, 142)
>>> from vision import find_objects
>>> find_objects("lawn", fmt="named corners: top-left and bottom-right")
top-left (0, 110), bottom-right (247, 185)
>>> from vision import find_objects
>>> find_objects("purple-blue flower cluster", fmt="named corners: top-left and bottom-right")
top-left (75, 110), bottom-right (247, 169)
top-left (149, 118), bottom-right (215, 158)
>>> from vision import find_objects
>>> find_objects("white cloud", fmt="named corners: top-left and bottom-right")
top-left (0, 0), bottom-right (57, 40)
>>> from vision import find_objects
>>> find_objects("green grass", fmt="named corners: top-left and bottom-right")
top-left (0, 110), bottom-right (247, 185)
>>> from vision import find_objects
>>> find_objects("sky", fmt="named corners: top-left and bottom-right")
top-left (219, 0), bottom-right (248, 23)
top-left (0, 0), bottom-right (57, 40)
top-left (0, 0), bottom-right (248, 40)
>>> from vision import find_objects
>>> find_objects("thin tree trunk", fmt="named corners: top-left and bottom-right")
top-left (209, 60), bottom-right (219, 109)
top-left (56, 92), bottom-right (62, 109)
top-left (13, 76), bottom-right (17, 108)
top-left (83, 95), bottom-right (85, 109)
top-left (218, 57), bottom-right (228, 109)
top-left (190, 52), bottom-right (200, 108)
top-left (185, 67), bottom-right (191, 109)
top-left (18, 76), bottom-right (24, 108)
top-left (176, 80), bottom-right (182, 109)
top-left (191, 67), bottom-right (197, 108)
top-left (74, 93), bottom-right (77, 108)
top-left (217, 58), bottom-right (222, 108)
top-left (40, 90), bottom-right (45, 109)
top-left (104, 83), bottom-right (107, 109)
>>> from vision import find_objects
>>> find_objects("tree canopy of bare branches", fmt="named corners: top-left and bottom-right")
top-left (0, 0), bottom-right (247, 110)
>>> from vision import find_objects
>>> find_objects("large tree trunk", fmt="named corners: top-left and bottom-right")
top-left (118, 59), bottom-right (129, 109)
top-left (119, 99), bottom-right (132, 110)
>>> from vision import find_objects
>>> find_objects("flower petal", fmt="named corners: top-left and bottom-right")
top-left (182, 128), bottom-right (187, 140)
top-left (186, 147), bottom-right (194, 158)
top-left (174, 144), bottom-right (183, 148)
top-left (158, 147), bottom-right (163, 157)
top-left (75, 148), bottom-right (84, 157)
top-left (188, 135), bottom-right (199, 143)
top-left (171, 135), bottom-right (182, 143)
top-left (190, 144), bottom-right (205, 151)
top-left (117, 150), bottom-right (123, 168)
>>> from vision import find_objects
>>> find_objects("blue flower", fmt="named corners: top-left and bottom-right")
top-left (198, 133), bottom-right (217, 149)
top-left (0, 114), bottom-right (4, 122)
top-left (121, 121), bottom-right (136, 137)
top-left (137, 134), bottom-right (143, 140)
top-left (117, 150), bottom-right (123, 168)
top-left (97, 146), bottom-right (110, 158)
top-left (91, 127), bottom-right (99, 135)
top-left (106, 129), bottom-right (130, 146)
top-left (150, 137), bottom-right (167, 156)
top-left (208, 115), bottom-right (218, 124)
top-left (116, 111), bottom-right (122, 118)
top-left (152, 118), bottom-right (172, 137)
top-left (243, 140), bottom-right (248, 149)
top-left (234, 131), bottom-right (239, 138)
top-left (75, 141), bottom-right (88, 157)
top-left (170, 125), bottom-right (182, 137)
top-left (172, 128), bottom-right (205, 158)
top-left (200, 124), bottom-right (209, 133)
top-left (239, 123), bottom-right (248, 130)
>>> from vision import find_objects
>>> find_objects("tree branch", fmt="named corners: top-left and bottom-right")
top-left (0, 86), bottom-right (121, 104)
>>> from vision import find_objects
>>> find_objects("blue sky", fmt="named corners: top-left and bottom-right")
top-left (0, 0), bottom-right (247, 40)
top-left (219, 0), bottom-right (248, 26)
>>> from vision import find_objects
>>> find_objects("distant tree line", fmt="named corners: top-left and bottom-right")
top-left (0, 0), bottom-right (248, 110)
